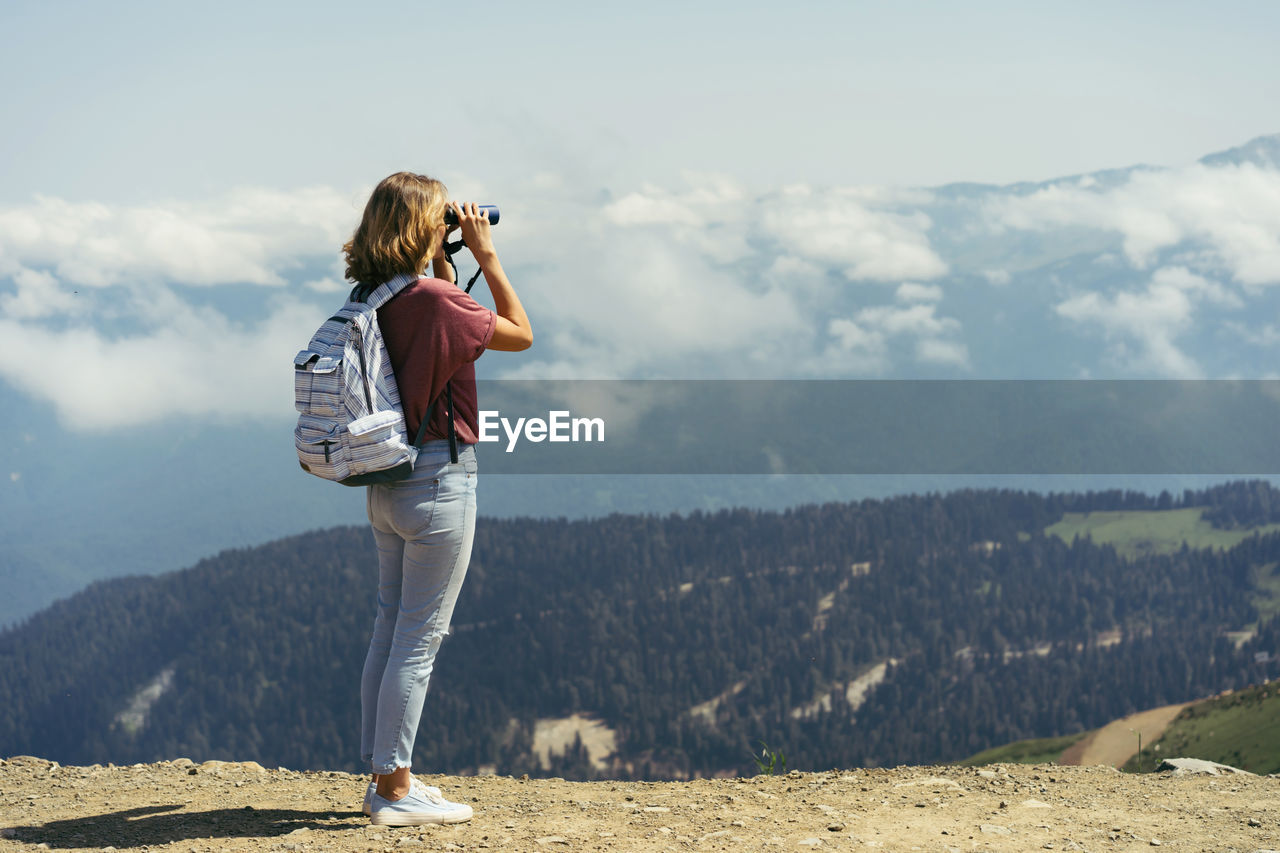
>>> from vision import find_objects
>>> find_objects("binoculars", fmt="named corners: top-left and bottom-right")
top-left (444, 204), bottom-right (500, 226)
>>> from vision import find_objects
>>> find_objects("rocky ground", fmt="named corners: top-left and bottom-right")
top-left (0, 756), bottom-right (1277, 853)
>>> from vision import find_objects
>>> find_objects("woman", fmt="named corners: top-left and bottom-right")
top-left (342, 172), bottom-right (532, 826)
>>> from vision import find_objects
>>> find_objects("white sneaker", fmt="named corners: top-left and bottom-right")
top-left (363, 777), bottom-right (436, 816)
top-left (369, 781), bottom-right (473, 826)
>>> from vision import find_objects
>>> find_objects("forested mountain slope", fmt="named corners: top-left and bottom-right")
top-left (2, 482), bottom-right (1278, 779)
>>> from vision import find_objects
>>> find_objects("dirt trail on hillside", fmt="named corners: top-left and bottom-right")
top-left (1059, 702), bottom-right (1194, 768)
top-left (2, 756), bottom-right (1277, 853)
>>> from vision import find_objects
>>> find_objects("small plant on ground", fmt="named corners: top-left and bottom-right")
top-left (751, 740), bottom-right (787, 775)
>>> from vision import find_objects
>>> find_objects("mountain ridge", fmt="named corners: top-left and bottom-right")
top-left (4, 481), bottom-right (1279, 780)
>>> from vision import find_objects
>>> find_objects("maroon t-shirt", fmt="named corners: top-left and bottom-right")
top-left (377, 277), bottom-right (497, 445)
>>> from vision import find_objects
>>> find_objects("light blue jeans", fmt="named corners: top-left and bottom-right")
top-left (360, 440), bottom-right (477, 773)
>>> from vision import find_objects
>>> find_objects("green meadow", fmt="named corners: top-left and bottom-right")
top-left (1121, 682), bottom-right (1280, 775)
top-left (1044, 508), bottom-right (1280, 560)
top-left (1044, 508), bottom-right (1280, 627)
top-left (953, 732), bottom-right (1089, 767)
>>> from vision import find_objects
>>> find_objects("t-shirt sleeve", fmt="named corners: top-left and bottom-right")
top-left (438, 285), bottom-right (497, 363)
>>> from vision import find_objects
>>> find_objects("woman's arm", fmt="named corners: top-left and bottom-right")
top-left (431, 252), bottom-right (456, 283)
top-left (452, 201), bottom-right (533, 352)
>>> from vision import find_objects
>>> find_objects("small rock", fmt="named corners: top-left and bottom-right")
top-left (643, 806), bottom-right (670, 813)
top-left (796, 839), bottom-right (822, 848)
top-left (827, 823), bottom-right (845, 832)
top-left (533, 836), bottom-right (568, 845)
top-left (1157, 758), bottom-right (1253, 776)
top-left (977, 769), bottom-right (998, 780)
top-left (1150, 840), bottom-right (1161, 847)
top-left (980, 824), bottom-right (1012, 836)
top-left (1249, 817), bottom-right (1262, 827)
top-left (999, 800), bottom-right (1009, 809)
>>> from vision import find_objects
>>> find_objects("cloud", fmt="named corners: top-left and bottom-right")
top-left (824, 301), bottom-right (968, 373)
top-left (497, 221), bottom-right (807, 379)
top-left (0, 290), bottom-right (323, 429)
top-left (895, 282), bottom-right (943, 302)
top-left (1224, 320), bottom-right (1280, 347)
top-left (492, 174), bottom-right (954, 379)
top-left (915, 337), bottom-right (969, 367)
top-left (984, 163), bottom-right (1280, 285)
top-left (603, 179), bottom-right (948, 283)
top-left (758, 187), bottom-right (948, 282)
top-left (0, 186), bottom-right (377, 428)
top-left (824, 317), bottom-right (889, 374)
top-left (0, 174), bottom-right (954, 428)
top-left (1053, 265), bottom-right (1226, 378)
top-left (0, 187), bottom-right (357, 288)
top-left (1, 266), bottom-right (83, 319)
top-left (856, 302), bottom-right (959, 338)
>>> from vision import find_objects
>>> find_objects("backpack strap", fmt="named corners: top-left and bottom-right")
top-left (411, 387), bottom-right (459, 463)
top-left (358, 270), bottom-right (463, 464)
top-left (358, 271), bottom-right (419, 310)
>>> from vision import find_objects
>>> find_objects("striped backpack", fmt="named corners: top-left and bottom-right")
top-left (293, 272), bottom-right (429, 486)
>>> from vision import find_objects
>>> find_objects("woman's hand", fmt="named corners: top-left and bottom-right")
top-left (450, 201), bottom-right (497, 260)
top-left (445, 200), bottom-right (531, 351)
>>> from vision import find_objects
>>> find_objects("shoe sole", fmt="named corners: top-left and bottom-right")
top-left (369, 809), bottom-right (473, 826)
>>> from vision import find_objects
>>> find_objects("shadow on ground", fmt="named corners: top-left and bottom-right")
top-left (7, 804), bottom-right (362, 848)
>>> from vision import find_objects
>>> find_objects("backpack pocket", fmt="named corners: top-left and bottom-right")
top-left (295, 415), bottom-right (349, 480)
top-left (294, 350), bottom-right (345, 416)
top-left (343, 410), bottom-right (415, 477)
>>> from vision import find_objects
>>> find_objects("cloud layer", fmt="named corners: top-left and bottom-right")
top-left (984, 163), bottom-right (1280, 285)
top-left (3, 148), bottom-right (1280, 429)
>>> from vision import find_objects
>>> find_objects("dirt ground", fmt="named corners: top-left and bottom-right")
top-left (1, 756), bottom-right (1277, 853)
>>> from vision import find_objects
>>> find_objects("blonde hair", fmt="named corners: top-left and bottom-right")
top-left (343, 172), bottom-right (448, 286)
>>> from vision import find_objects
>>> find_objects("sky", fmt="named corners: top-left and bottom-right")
top-left (2, 0), bottom-right (1280, 430)
top-left (4, 1), bottom-right (1278, 198)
